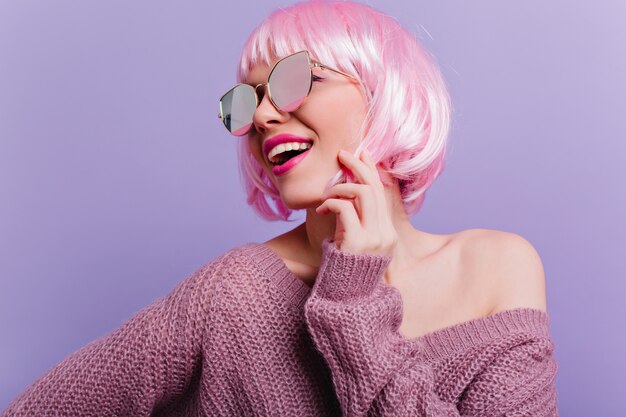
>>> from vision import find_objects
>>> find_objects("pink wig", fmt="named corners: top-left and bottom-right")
top-left (234, 0), bottom-right (452, 221)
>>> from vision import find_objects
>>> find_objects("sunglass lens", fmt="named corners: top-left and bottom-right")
top-left (220, 84), bottom-right (256, 135)
top-left (268, 51), bottom-right (311, 112)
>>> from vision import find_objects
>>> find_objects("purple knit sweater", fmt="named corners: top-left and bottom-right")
top-left (2, 238), bottom-right (559, 416)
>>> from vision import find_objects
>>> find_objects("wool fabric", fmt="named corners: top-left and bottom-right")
top-left (2, 238), bottom-right (559, 416)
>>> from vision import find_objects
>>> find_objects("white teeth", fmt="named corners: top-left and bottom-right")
top-left (268, 141), bottom-right (312, 163)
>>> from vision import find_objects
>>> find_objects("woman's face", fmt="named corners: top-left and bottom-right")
top-left (245, 53), bottom-right (369, 210)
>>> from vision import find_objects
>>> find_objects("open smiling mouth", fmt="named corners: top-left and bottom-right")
top-left (269, 143), bottom-right (313, 166)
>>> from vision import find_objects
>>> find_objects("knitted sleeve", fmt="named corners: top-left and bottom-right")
top-left (1, 260), bottom-right (221, 417)
top-left (303, 238), bottom-right (559, 417)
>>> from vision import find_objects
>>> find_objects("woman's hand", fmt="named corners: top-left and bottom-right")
top-left (315, 149), bottom-right (398, 257)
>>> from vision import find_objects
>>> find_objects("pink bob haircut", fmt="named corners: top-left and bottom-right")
top-left (234, 0), bottom-right (452, 221)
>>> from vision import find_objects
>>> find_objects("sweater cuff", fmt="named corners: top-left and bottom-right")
top-left (311, 238), bottom-right (393, 302)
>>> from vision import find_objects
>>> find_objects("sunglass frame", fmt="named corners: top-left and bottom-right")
top-left (217, 50), bottom-right (357, 136)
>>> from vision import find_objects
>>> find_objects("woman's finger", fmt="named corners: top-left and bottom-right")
top-left (338, 149), bottom-right (381, 189)
top-left (361, 149), bottom-right (380, 173)
top-left (360, 150), bottom-right (397, 251)
top-left (359, 149), bottom-right (391, 228)
top-left (315, 198), bottom-right (361, 233)
top-left (322, 183), bottom-right (377, 227)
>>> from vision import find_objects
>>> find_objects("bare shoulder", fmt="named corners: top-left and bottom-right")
top-left (457, 228), bottom-right (548, 314)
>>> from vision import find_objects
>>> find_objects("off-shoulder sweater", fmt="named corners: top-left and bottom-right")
top-left (1, 238), bottom-right (559, 417)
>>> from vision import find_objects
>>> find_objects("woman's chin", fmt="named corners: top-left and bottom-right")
top-left (277, 191), bottom-right (324, 211)
top-left (280, 199), bottom-right (318, 211)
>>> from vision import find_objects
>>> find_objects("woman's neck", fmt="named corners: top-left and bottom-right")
top-left (296, 178), bottom-right (434, 283)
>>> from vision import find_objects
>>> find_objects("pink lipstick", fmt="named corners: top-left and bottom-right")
top-left (271, 146), bottom-right (312, 176)
top-left (263, 134), bottom-right (313, 160)
top-left (263, 133), bottom-right (314, 177)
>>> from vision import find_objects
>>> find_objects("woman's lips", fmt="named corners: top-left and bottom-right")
top-left (272, 147), bottom-right (312, 176)
top-left (263, 133), bottom-right (313, 161)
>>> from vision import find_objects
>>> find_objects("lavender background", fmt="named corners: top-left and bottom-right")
top-left (1, 0), bottom-right (624, 414)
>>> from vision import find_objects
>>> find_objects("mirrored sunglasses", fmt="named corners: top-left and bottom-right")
top-left (217, 50), bottom-right (357, 136)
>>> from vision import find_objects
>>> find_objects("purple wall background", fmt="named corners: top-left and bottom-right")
top-left (1, 0), bottom-right (624, 414)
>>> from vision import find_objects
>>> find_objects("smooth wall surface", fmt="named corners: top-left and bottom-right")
top-left (1, 0), bottom-right (624, 414)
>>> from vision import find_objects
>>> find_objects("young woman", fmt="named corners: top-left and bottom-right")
top-left (2, 1), bottom-right (559, 416)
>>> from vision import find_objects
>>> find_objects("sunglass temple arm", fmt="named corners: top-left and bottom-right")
top-left (311, 62), bottom-right (357, 80)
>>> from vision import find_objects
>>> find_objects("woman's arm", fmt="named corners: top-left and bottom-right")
top-left (1, 260), bottom-right (221, 417)
top-left (303, 238), bottom-right (559, 417)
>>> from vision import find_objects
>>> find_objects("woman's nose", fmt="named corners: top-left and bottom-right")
top-left (252, 84), bottom-right (290, 135)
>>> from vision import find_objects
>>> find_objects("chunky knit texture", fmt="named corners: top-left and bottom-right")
top-left (2, 238), bottom-right (559, 416)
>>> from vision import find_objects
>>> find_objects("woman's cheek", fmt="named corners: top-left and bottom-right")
top-left (247, 136), bottom-right (271, 175)
top-left (307, 100), bottom-right (344, 134)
